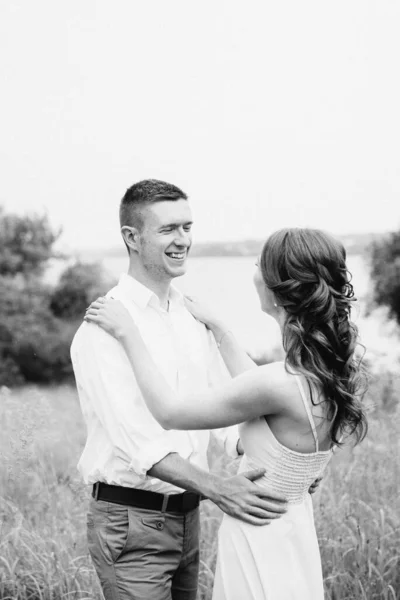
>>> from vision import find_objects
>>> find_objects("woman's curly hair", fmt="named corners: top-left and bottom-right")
top-left (260, 228), bottom-right (367, 446)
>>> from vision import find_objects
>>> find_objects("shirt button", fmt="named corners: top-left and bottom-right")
top-left (156, 521), bottom-right (164, 530)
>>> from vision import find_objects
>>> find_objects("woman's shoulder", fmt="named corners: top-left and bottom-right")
top-left (254, 361), bottom-right (302, 410)
top-left (252, 361), bottom-right (308, 413)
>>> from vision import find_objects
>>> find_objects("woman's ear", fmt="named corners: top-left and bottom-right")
top-left (121, 226), bottom-right (139, 253)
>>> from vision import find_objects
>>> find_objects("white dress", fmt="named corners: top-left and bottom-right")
top-left (212, 375), bottom-right (332, 600)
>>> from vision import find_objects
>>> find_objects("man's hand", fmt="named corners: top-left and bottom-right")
top-left (209, 468), bottom-right (288, 526)
top-left (308, 476), bottom-right (323, 495)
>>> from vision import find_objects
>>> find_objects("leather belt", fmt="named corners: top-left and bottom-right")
top-left (92, 482), bottom-right (201, 514)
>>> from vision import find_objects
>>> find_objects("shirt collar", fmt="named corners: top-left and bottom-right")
top-left (117, 274), bottom-right (184, 311)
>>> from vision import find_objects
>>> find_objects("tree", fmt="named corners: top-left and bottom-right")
top-left (0, 206), bottom-right (61, 278)
top-left (370, 231), bottom-right (400, 324)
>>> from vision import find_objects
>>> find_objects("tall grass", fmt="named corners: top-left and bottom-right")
top-left (0, 375), bottom-right (399, 600)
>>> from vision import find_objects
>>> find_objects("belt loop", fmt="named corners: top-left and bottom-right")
top-left (161, 494), bottom-right (168, 513)
top-left (94, 482), bottom-right (100, 501)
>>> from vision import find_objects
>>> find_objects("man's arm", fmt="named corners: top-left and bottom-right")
top-left (148, 452), bottom-right (287, 525)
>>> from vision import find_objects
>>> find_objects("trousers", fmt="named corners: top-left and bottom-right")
top-left (87, 497), bottom-right (200, 600)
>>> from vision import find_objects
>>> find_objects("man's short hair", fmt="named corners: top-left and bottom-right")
top-left (119, 179), bottom-right (188, 231)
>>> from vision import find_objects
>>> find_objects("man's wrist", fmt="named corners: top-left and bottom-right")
top-left (199, 472), bottom-right (221, 503)
top-left (149, 454), bottom-right (223, 504)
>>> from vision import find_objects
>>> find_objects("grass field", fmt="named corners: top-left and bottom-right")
top-left (0, 373), bottom-right (399, 600)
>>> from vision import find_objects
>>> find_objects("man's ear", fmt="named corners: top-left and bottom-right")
top-left (121, 226), bottom-right (140, 253)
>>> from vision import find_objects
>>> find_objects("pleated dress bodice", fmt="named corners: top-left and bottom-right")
top-left (238, 375), bottom-right (333, 505)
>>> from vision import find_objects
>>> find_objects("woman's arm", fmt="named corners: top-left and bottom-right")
top-left (85, 298), bottom-right (285, 431)
top-left (119, 325), bottom-right (283, 430)
top-left (184, 297), bottom-right (257, 377)
top-left (210, 327), bottom-right (257, 377)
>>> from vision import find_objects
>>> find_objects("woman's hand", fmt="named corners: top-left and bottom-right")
top-left (84, 297), bottom-right (136, 340)
top-left (184, 296), bottom-right (226, 332)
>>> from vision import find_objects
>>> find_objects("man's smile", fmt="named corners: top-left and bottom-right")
top-left (165, 251), bottom-right (187, 261)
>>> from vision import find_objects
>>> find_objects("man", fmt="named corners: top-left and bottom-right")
top-left (70, 179), bottom-right (288, 600)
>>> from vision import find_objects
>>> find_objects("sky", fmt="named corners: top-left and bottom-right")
top-left (1, 0), bottom-right (399, 252)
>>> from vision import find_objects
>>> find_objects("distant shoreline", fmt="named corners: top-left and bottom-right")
top-left (78, 231), bottom-right (383, 261)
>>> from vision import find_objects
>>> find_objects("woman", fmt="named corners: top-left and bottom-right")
top-left (85, 228), bottom-right (367, 600)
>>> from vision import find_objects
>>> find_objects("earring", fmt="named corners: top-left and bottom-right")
top-left (273, 303), bottom-right (278, 308)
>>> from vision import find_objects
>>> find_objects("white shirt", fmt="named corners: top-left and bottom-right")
top-left (71, 273), bottom-right (239, 494)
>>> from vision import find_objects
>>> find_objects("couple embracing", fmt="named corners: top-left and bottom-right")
top-left (71, 179), bottom-right (367, 600)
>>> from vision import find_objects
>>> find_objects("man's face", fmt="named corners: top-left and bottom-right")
top-left (137, 200), bottom-right (193, 281)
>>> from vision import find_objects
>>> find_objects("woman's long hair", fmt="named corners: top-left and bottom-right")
top-left (260, 228), bottom-right (367, 446)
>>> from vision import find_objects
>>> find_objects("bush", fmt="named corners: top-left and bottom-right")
top-left (50, 261), bottom-right (115, 320)
top-left (13, 322), bottom-right (77, 384)
top-left (0, 260), bottom-right (115, 386)
top-left (369, 231), bottom-right (400, 324)
top-left (0, 277), bottom-right (74, 386)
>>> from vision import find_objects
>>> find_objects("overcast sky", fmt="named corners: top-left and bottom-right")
top-left (1, 0), bottom-right (399, 251)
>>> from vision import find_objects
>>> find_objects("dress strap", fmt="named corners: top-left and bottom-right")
top-left (294, 375), bottom-right (319, 452)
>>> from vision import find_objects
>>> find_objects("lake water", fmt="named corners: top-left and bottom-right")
top-left (96, 254), bottom-right (398, 366)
